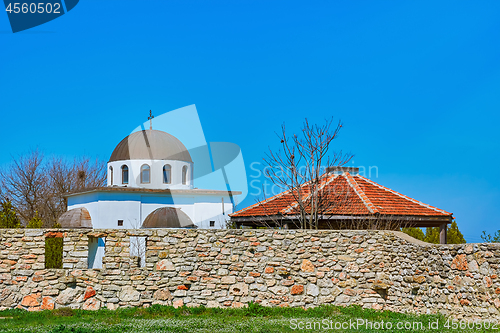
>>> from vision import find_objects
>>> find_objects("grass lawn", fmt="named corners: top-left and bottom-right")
top-left (0, 303), bottom-right (497, 333)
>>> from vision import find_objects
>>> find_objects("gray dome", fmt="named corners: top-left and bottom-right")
top-left (58, 207), bottom-right (92, 229)
top-left (142, 207), bottom-right (197, 228)
top-left (109, 130), bottom-right (192, 163)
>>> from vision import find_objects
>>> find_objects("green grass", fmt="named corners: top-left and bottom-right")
top-left (0, 303), bottom-right (496, 332)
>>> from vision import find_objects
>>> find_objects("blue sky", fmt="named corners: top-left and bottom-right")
top-left (1, 1), bottom-right (499, 241)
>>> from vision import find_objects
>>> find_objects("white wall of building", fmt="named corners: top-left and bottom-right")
top-left (107, 159), bottom-right (193, 190)
top-left (88, 237), bottom-right (105, 269)
top-left (67, 191), bottom-right (235, 229)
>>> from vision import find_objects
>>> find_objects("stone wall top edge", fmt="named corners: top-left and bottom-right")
top-left (2, 228), bottom-right (499, 248)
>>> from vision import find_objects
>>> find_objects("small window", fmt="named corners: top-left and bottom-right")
top-left (141, 164), bottom-right (151, 184)
top-left (109, 166), bottom-right (113, 185)
top-left (121, 165), bottom-right (129, 184)
top-left (163, 164), bottom-right (171, 184)
top-left (45, 237), bottom-right (63, 269)
top-left (182, 166), bottom-right (188, 185)
top-left (118, 220), bottom-right (123, 226)
top-left (210, 221), bottom-right (215, 227)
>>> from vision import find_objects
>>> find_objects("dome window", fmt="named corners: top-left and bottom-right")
top-left (121, 165), bottom-right (129, 184)
top-left (182, 165), bottom-right (188, 185)
top-left (141, 164), bottom-right (151, 184)
top-left (109, 166), bottom-right (113, 185)
top-left (163, 164), bottom-right (171, 184)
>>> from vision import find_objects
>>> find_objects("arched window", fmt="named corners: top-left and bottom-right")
top-left (163, 164), bottom-right (171, 184)
top-left (141, 164), bottom-right (151, 184)
top-left (121, 165), bottom-right (129, 184)
top-left (109, 166), bottom-right (113, 185)
top-left (182, 166), bottom-right (188, 185)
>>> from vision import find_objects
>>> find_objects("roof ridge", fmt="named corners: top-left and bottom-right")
top-left (356, 175), bottom-right (452, 216)
top-left (281, 173), bottom-right (338, 214)
top-left (231, 173), bottom-right (327, 216)
top-left (344, 172), bottom-right (379, 214)
top-left (230, 184), bottom-right (295, 216)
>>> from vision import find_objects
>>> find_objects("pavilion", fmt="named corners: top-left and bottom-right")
top-left (230, 167), bottom-right (453, 244)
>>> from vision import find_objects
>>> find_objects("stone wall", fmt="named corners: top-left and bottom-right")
top-left (0, 228), bottom-right (499, 320)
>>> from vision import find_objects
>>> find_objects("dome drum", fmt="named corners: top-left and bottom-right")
top-left (107, 130), bottom-right (193, 190)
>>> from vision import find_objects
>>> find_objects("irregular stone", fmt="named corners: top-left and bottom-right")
top-left (291, 285), bottom-right (304, 295)
top-left (336, 294), bottom-right (350, 303)
top-left (317, 279), bottom-right (333, 288)
top-left (41, 297), bottom-right (54, 310)
top-left (372, 280), bottom-right (389, 290)
top-left (300, 259), bottom-right (315, 273)
top-left (338, 255), bottom-right (354, 262)
top-left (82, 298), bottom-right (101, 311)
top-left (468, 260), bottom-right (479, 272)
top-left (221, 276), bottom-right (236, 284)
top-left (451, 254), bottom-right (468, 271)
top-left (413, 276), bottom-right (426, 284)
top-left (265, 267), bottom-right (274, 274)
top-left (21, 293), bottom-right (40, 307)
top-left (268, 286), bottom-right (288, 295)
top-left (484, 276), bottom-right (493, 288)
top-left (307, 284), bottom-right (319, 297)
top-left (156, 260), bottom-right (175, 271)
top-left (480, 262), bottom-right (491, 276)
top-left (84, 286), bottom-right (96, 300)
top-left (345, 263), bottom-right (359, 273)
top-left (344, 288), bottom-right (356, 296)
top-left (118, 286), bottom-right (140, 302)
top-left (0, 288), bottom-right (12, 303)
top-left (232, 301), bottom-right (245, 308)
top-left (331, 286), bottom-right (342, 297)
top-left (229, 283), bottom-right (248, 296)
top-left (494, 299), bottom-right (500, 309)
top-left (107, 303), bottom-right (119, 310)
top-left (153, 289), bottom-right (172, 301)
top-left (59, 276), bottom-right (76, 284)
top-left (173, 299), bottom-right (183, 308)
top-left (56, 288), bottom-right (79, 305)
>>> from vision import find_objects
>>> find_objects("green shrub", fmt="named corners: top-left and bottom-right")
top-left (0, 199), bottom-right (21, 228)
top-left (26, 212), bottom-right (43, 228)
top-left (52, 307), bottom-right (76, 317)
top-left (404, 222), bottom-right (466, 244)
top-left (401, 227), bottom-right (425, 241)
top-left (45, 237), bottom-right (63, 269)
top-left (481, 230), bottom-right (500, 243)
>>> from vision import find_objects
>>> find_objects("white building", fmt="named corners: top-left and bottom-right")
top-left (59, 129), bottom-right (240, 230)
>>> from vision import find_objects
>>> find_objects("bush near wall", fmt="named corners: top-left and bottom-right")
top-left (45, 237), bottom-right (63, 269)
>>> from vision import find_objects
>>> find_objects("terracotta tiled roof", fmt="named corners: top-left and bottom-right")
top-left (231, 172), bottom-right (452, 218)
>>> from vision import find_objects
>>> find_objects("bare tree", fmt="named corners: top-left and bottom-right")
top-left (0, 149), bottom-right (47, 224)
top-left (0, 150), bottom-right (106, 227)
top-left (129, 218), bottom-right (146, 268)
top-left (263, 118), bottom-right (353, 230)
top-left (45, 156), bottom-right (106, 225)
top-left (71, 157), bottom-right (107, 190)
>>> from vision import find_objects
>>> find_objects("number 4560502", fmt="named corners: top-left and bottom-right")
top-left (5, 2), bottom-right (61, 14)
